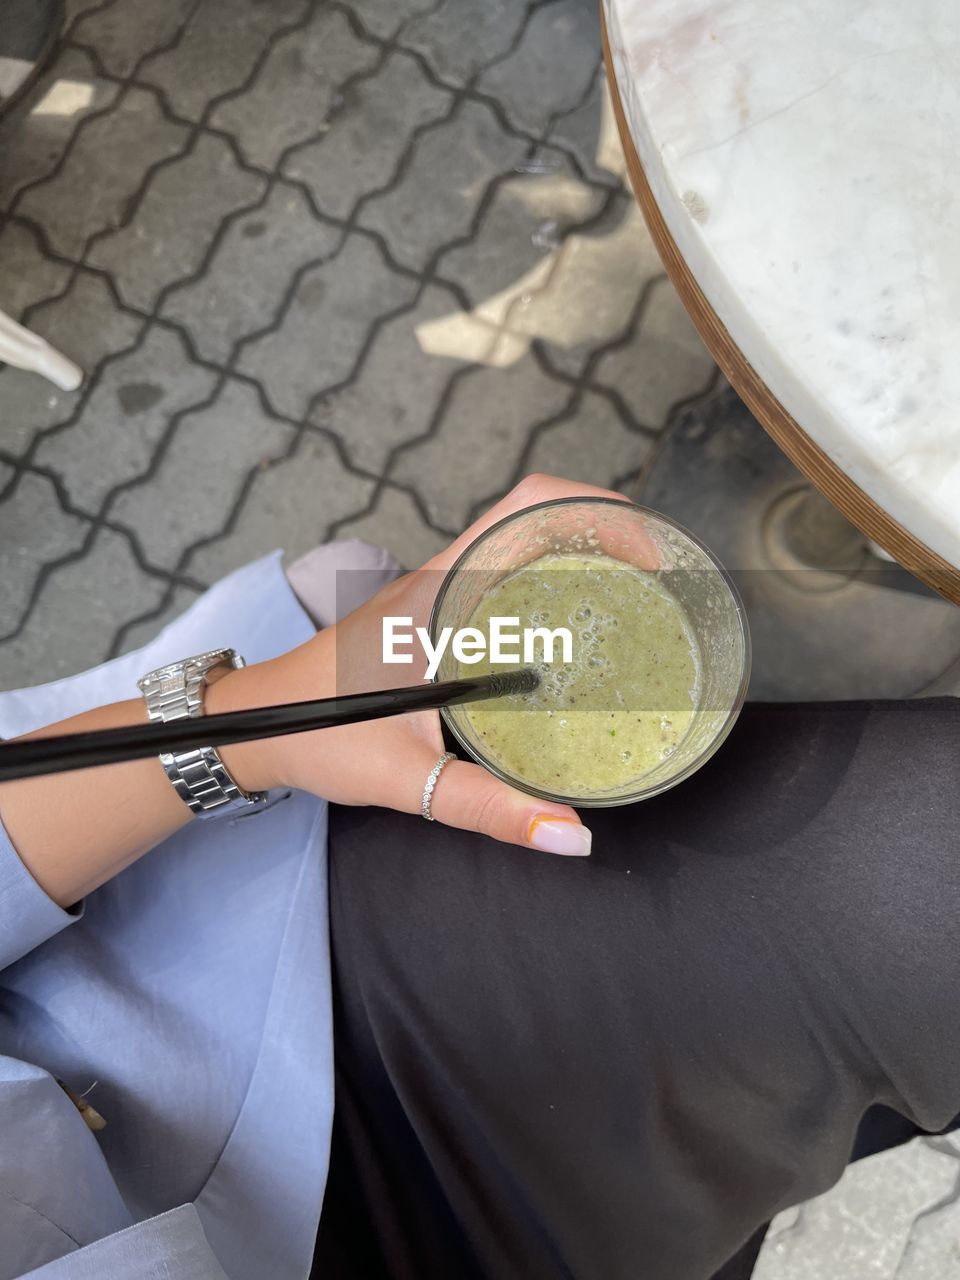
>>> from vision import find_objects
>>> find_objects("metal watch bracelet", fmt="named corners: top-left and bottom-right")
top-left (137, 649), bottom-right (267, 817)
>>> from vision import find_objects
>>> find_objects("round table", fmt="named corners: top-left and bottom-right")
top-left (601, 0), bottom-right (960, 604)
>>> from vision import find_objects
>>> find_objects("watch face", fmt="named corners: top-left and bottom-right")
top-left (140, 650), bottom-right (237, 687)
top-left (183, 649), bottom-right (237, 677)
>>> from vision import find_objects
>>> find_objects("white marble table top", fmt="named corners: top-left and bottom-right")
top-left (604, 0), bottom-right (960, 572)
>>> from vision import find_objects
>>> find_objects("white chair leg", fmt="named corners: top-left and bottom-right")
top-left (0, 306), bottom-right (82, 391)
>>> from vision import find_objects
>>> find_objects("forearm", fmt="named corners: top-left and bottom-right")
top-left (0, 660), bottom-right (290, 909)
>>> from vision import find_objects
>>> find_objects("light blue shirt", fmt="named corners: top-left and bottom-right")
top-left (0, 554), bottom-right (332, 1279)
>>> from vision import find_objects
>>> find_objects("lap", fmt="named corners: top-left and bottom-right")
top-left (317, 698), bottom-right (960, 1280)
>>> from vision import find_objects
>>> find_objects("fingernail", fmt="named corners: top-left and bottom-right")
top-left (527, 816), bottom-right (592, 857)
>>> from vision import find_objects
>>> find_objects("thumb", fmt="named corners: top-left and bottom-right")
top-left (428, 758), bottom-right (592, 856)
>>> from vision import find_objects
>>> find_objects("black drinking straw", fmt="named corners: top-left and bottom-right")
top-left (0, 668), bottom-right (540, 783)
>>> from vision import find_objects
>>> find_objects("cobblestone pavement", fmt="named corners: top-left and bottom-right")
top-left (0, 0), bottom-right (719, 688)
top-left (0, 1), bottom-right (955, 1275)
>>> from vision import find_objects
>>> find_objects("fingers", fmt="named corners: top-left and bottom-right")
top-left (428, 757), bottom-right (592, 857)
top-left (423, 474), bottom-right (631, 574)
top-left (357, 471), bottom-right (659, 642)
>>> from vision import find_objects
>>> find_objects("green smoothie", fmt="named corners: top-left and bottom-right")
top-left (461, 553), bottom-right (700, 797)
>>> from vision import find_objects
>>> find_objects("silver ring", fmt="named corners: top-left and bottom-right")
top-left (421, 751), bottom-right (457, 821)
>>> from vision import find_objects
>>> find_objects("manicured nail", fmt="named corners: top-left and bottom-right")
top-left (527, 816), bottom-right (592, 857)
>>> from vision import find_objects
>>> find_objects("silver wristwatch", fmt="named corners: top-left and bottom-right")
top-left (137, 649), bottom-right (267, 818)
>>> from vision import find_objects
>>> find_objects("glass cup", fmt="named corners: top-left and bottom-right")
top-left (429, 497), bottom-right (751, 805)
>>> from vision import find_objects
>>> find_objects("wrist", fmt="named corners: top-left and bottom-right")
top-left (204, 658), bottom-right (294, 795)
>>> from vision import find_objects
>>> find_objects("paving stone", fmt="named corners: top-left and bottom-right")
top-left (896, 1139), bottom-right (960, 1280)
top-left (359, 100), bottom-right (528, 273)
top-left (0, 272), bottom-right (144, 457)
top-left (477, 0), bottom-right (601, 136)
top-left (282, 50), bottom-right (452, 221)
top-left (590, 275), bottom-right (715, 428)
top-left (506, 195), bottom-right (663, 374)
top-left (34, 324), bottom-right (217, 511)
top-left (309, 284), bottom-right (474, 473)
top-left (71, 0), bottom-right (196, 78)
top-left (64, 0), bottom-right (110, 28)
top-left (0, 47), bottom-right (120, 211)
top-left (0, 527), bottom-right (166, 688)
top-left (115, 583), bottom-right (204, 656)
top-left (139, 0), bottom-right (309, 125)
top-left (160, 182), bottom-right (341, 365)
top-left (547, 69), bottom-right (627, 188)
top-left (438, 150), bottom-right (605, 326)
top-left (391, 353), bottom-right (571, 529)
top-left (87, 132), bottom-right (266, 311)
top-left (348, 0), bottom-right (439, 41)
top-left (109, 378), bottom-right (296, 569)
top-left (405, 304), bottom-right (503, 366)
top-left (237, 233), bottom-right (417, 421)
top-left (754, 1141), bottom-right (960, 1280)
top-left (186, 433), bottom-right (376, 585)
top-left (332, 484), bottom-right (449, 567)
top-left (0, 220), bottom-right (71, 320)
top-left (0, 471), bottom-right (89, 638)
top-left (402, 0), bottom-right (531, 86)
top-left (521, 389), bottom-right (653, 496)
top-left (17, 85), bottom-right (188, 258)
top-left (209, 8), bottom-right (380, 171)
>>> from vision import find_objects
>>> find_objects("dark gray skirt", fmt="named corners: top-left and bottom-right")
top-left (315, 697), bottom-right (960, 1280)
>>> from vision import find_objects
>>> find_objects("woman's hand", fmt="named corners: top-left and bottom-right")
top-left (215, 475), bottom-right (636, 856)
top-left (1, 474), bottom-right (629, 907)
